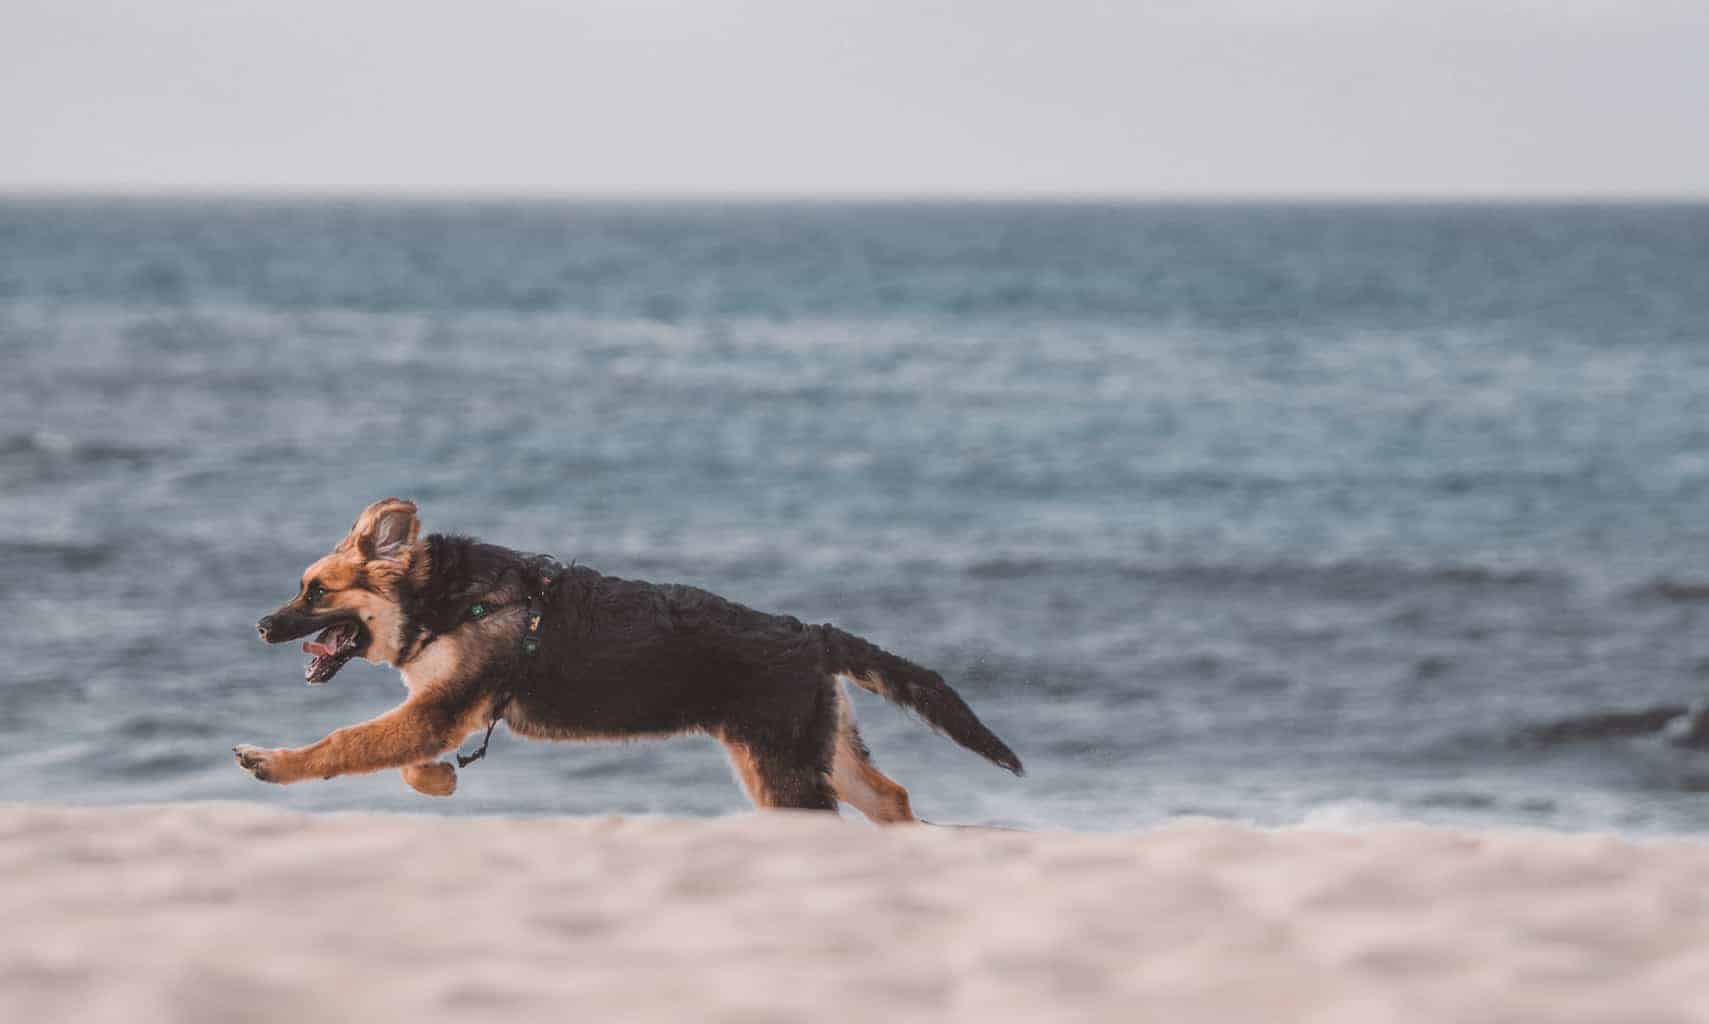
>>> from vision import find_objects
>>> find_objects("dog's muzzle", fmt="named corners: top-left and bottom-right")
top-left (256, 609), bottom-right (342, 644)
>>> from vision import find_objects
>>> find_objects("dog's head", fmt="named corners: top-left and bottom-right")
top-left (256, 498), bottom-right (423, 683)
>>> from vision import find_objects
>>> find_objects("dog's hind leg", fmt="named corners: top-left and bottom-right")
top-left (831, 728), bottom-right (915, 824)
top-left (716, 675), bottom-right (839, 812)
top-left (830, 685), bottom-right (915, 824)
top-left (719, 737), bottom-right (838, 811)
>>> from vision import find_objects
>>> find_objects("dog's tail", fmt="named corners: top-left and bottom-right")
top-left (824, 626), bottom-right (1023, 775)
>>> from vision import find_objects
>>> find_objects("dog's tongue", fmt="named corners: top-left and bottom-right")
top-left (303, 622), bottom-right (349, 657)
top-left (302, 623), bottom-right (354, 685)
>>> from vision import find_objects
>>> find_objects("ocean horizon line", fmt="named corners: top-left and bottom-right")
top-left (4, 186), bottom-right (1708, 206)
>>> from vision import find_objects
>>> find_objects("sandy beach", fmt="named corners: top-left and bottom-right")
top-left (3, 805), bottom-right (1706, 1023)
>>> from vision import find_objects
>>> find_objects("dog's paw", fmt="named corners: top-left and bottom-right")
top-left (233, 744), bottom-right (289, 784)
top-left (401, 760), bottom-right (457, 798)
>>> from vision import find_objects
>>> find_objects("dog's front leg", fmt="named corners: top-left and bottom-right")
top-left (234, 696), bottom-right (474, 786)
top-left (400, 760), bottom-right (457, 797)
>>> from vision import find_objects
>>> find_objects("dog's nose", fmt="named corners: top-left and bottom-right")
top-left (256, 616), bottom-right (276, 641)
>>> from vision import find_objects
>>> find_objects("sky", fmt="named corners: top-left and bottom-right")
top-left (3, 0), bottom-right (1706, 197)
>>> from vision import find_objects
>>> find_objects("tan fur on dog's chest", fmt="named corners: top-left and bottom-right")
top-left (399, 636), bottom-right (464, 695)
top-left (398, 611), bottom-right (520, 696)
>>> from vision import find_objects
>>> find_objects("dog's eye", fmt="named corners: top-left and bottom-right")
top-left (306, 581), bottom-right (326, 602)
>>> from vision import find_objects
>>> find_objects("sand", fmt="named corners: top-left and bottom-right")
top-left (2, 804), bottom-right (1706, 1023)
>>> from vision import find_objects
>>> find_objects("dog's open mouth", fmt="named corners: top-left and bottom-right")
top-left (302, 620), bottom-right (368, 684)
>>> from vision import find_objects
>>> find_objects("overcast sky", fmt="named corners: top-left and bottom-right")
top-left (3, 0), bottom-right (1706, 197)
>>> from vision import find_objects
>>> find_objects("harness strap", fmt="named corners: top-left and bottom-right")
top-left (455, 712), bottom-right (503, 768)
top-left (452, 555), bottom-right (566, 769)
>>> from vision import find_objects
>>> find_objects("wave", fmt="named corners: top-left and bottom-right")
top-left (0, 431), bottom-right (158, 467)
top-left (964, 556), bottom-right (1560, 596)
top-left (1629, 580), bottom-right (1709, 605)
top-left (0, 539), bottom-right (119, 572)
top-left (1511, 705), bottom-right (1709, 749)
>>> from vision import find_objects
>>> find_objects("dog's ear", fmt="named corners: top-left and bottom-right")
top-left (347, 498), bottom-right (420, 560)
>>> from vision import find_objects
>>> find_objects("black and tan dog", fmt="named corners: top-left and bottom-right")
top-left (236, 499), bottom-right (1022, 821)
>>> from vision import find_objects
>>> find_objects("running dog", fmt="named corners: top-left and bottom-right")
top-left (237, 499), bottom-right (1022, 821)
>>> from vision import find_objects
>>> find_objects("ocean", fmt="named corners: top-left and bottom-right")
top-left (5, 197), bottom-right (1709, 832)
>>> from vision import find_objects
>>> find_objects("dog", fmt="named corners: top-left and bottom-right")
top-left (237, 498), bottom-right (1022, 822)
